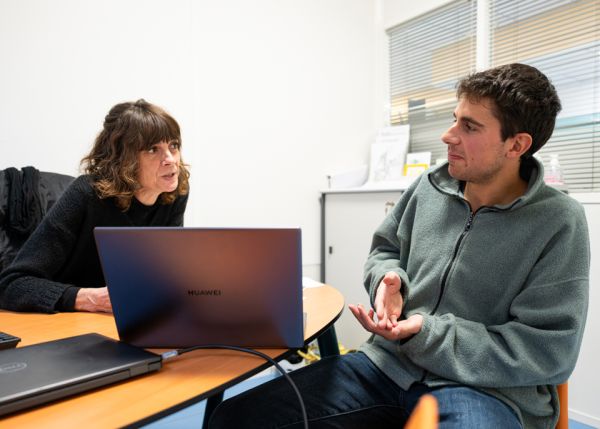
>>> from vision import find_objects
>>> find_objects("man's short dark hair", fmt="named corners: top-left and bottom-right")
top-left (456, 63), bottom-right (562, 158)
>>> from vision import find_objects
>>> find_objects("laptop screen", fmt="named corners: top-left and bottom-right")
top-left (94, 227), bottom-right (304, 349)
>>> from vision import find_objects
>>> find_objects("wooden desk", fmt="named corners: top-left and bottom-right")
top-left (0, 285), bottom-right (344, 428)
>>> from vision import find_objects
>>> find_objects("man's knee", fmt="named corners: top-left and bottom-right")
top-left (432, 387), bottom-right (522, 429)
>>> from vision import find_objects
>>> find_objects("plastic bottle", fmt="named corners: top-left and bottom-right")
top-left (544, 153), bottom-right (564, 186)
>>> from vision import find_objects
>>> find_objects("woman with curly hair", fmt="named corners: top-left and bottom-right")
top-left (0, 99), bottom-right (190, 313)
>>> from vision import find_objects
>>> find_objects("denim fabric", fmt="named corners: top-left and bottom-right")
top-left (208, 352), bottom-right (522, 429)
top-left (431, 386), bottom-right (522, 429)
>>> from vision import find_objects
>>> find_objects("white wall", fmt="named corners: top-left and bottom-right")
top-left (187, 1), bottom-right (379, 276)
top-left (0, 0), bottom-right (380, 275)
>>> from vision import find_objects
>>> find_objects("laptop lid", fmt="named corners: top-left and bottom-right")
top-left (94, 227), bottom-right (304, 349)
top-left (0, 333), bottom-right (161, 417)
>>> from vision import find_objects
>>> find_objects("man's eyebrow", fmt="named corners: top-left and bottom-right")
top-left (453, 112), bottom-right (485, 128)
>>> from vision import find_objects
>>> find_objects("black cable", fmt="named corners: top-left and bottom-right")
top-left (161, 345), bottom-right (309, 429)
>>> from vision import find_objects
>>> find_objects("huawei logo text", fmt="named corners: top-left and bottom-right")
top-left (188, 289), bottom-right (222, 296)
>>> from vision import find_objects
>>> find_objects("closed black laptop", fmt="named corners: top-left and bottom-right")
top-left (94, 227), bottom-right (304, 349)
top-left (0, 333), bottom-right (161, 416)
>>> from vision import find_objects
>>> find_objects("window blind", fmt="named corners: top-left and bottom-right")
top-left (388, 0), bottom-right (600, 191)
top-left (489, 0), bottom-right (600, 192)
top-left (387, 0), bottom-right (477, 165)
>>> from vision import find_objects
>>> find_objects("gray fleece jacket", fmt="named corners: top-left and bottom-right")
top-left (360, 159), bottom-right (589, 429)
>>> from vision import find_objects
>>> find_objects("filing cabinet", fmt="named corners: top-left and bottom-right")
top-left (320, 188), bottom-right (404, 350)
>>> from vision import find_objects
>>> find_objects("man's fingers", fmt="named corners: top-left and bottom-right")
top-left (349, 303), bottom-right (417, 341)
top-left (350, 304), bottom-right (381, 332)
top-left (389, 314), bottom-right (398, 326)
top-left (390, 315), bottom-right (424, 337)
top-left (383, 271), bottom-right (400, 287)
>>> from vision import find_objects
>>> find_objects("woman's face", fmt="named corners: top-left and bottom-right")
top-left (134, 140), bottom-right (181, 205)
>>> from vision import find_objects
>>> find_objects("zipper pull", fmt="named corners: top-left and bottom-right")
top-left (465, 212), bottom-right (474, 232)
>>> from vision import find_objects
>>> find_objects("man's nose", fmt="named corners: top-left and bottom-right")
top-left (441, 124), bottom-right (460, 146)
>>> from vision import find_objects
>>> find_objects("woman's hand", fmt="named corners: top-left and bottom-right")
top-left (74, 287), bottom-right (113, 313)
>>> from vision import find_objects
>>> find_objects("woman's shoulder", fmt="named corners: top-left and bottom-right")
top-left (171, 190), bottom-right (189, 210)
top-left (67, 175), bottom-right (97, 195)
top-left (175, 191), bottom-right (189, 203)
top-left (159, 190), bottom-right (188, 208)
top-left (72, 174), bottom-right (93, 186)
top-left (55, 175), bottom-right (103, 208)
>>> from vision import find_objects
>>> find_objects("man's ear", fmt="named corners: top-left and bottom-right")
top-left (507, 133), bottom-right (532, 159)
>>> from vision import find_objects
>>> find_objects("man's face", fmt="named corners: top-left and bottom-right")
top-left (441, 97), bottom-right (510, 184)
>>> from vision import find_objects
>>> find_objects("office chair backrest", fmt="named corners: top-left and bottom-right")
top-left (0, 167), bottom-right (74, 271)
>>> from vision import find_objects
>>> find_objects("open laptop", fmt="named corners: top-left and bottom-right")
top-left (94, 227), bottom-right (304, 349)
top-left (0, 333), bottom-right (161, 417)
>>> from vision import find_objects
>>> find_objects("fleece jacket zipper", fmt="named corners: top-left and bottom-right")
top-left (429, 209), bottom-right (475, 316)
top-left (418, 208), bottom-right (475, 384)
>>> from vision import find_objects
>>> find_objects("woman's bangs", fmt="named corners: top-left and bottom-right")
top-left (138, 112), bottom-right (180, 150)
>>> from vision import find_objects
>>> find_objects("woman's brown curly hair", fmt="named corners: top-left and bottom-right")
top-left (81, 99), bottom-right (190, 211)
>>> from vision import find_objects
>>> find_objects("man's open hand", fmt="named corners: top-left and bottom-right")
top-left (348, 272), bottom-right (422, 341)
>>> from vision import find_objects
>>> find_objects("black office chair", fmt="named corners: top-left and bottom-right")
top-left (0, 166), bottom-right (74, 271)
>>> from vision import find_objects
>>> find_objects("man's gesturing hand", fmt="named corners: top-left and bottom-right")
top-left (348, 272), bottom-right (422, 341)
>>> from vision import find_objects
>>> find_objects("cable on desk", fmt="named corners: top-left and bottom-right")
top-left (161, 345), bottom-right (309, 429)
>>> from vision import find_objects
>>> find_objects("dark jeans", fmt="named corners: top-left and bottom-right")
top-left (208, 352), bottom-right (522, 429)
